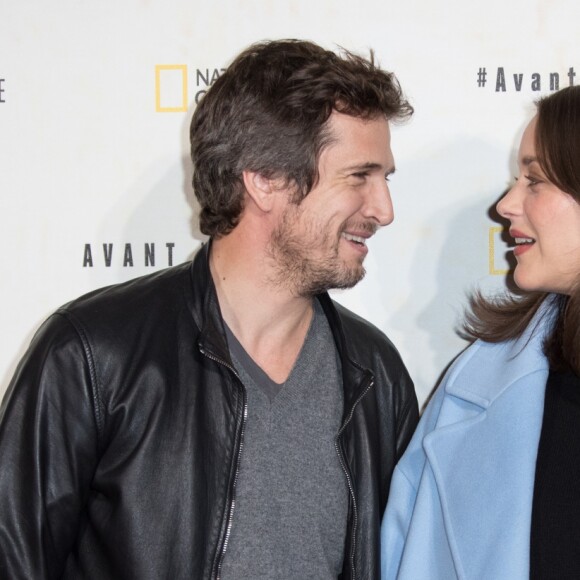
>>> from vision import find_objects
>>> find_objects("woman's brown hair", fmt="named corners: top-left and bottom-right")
top-left (463, 86), bottom-right (580, 375)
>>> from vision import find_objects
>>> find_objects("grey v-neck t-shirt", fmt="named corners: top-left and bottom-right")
top-left (224, 320), bottom-right (283, 403)
top-left (220, 301), bottom-right (348, 579)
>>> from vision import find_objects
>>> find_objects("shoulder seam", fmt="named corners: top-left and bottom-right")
top-left (55, 310), bottom-right (105, 451)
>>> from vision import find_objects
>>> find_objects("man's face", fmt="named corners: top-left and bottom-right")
top-left (268, 111), bottom-right (395, 296)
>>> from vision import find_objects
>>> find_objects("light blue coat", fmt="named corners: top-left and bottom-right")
top-left (381, 309), bottom-right (553, 579)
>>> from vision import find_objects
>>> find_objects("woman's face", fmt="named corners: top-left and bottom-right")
top-left (497, 116), bottom-right (580, 295)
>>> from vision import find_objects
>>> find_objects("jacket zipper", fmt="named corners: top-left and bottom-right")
top-left (334, 378), bottom-right (374, 580)
top-left (200, 346), bottom-right (247, 580)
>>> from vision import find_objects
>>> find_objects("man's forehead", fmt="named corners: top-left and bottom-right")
top-left (320, 114), bottom-right (394, 169)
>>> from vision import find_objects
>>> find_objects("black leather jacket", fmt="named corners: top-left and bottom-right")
top-left (0, 244), bottom-right (418, 579)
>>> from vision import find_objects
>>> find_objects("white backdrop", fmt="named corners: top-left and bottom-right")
top-left (1, 0), bottom-right (577, 406)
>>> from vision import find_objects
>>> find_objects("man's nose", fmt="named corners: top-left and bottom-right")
top-left (364, 181), bottom-right (394, 227)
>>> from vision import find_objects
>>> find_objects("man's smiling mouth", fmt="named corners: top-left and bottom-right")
top-left (342, 232), bottom-right (367, 246)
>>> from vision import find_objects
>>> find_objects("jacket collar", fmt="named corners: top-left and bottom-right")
top-left (421, 300), bottom-right (556, 578)
top-left (187, 242), bottom-right (232, 366)
top-left (186, 242), bottom-right (370, 402)
top-left (444, 301), bottom-right (554, 408)
top-left (318, 293), bottom-right (372, 414)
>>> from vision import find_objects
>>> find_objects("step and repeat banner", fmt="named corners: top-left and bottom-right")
top-left (1, 0), bottom-right (577, 406)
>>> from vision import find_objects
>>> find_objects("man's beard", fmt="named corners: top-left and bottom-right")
top-left (267, 205), bottom-right (373, 297)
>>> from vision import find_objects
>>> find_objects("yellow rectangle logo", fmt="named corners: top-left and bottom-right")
top-left (489, 226), bottom-right (509, 275)
top-left (155, 65), bottom-right (188, 112)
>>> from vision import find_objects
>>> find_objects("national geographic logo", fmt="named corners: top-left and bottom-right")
top-left (83, 243), bottom-right (176, 268)
top-left (155, 65), bottom-right (226, 112)
top-left (475, 66), bottom-right (577, 93)
top-left (0, 78), bottom-right (5, 103)
top-left (488, 227), bottom-right (509, 275)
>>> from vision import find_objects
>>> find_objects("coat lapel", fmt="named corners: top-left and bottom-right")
top-left (422, 317), bottom-right (550, 578)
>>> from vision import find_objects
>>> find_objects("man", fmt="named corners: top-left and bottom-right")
top-left (0, 40), bottom-right (417, 579)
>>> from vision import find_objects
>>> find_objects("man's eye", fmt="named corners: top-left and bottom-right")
top-left (352, 172), bottom-right (368, 179)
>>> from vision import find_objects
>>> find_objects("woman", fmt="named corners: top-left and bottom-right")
top-left (381, 85), bottom-right (580, 580)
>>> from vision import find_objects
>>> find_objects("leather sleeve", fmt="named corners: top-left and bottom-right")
top-left (0, 313), bottom-right (100, 579)
top-left (394, 365), bottom-right (419, 463)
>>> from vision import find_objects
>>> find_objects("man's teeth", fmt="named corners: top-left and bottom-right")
top-left (342, 233), bottom-right (366, 245)
top-left (514, 237), bottom-right (535, 245)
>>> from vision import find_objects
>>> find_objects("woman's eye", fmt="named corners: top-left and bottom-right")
top-left (525, 174), bottom-right (541, 186)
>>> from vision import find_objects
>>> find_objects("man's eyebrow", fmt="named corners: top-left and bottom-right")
top-left (342, 162), bottom-right (396, 174)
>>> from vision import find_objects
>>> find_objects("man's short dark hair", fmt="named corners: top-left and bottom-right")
top-left (190, 39), bottom-right (413, 237)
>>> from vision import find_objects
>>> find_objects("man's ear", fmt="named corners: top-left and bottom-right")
top-left (242, 170), bottom-right (279, 212)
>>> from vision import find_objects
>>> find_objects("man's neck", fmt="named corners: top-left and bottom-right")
top-left (210, 233), bottom-right (315, 384)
